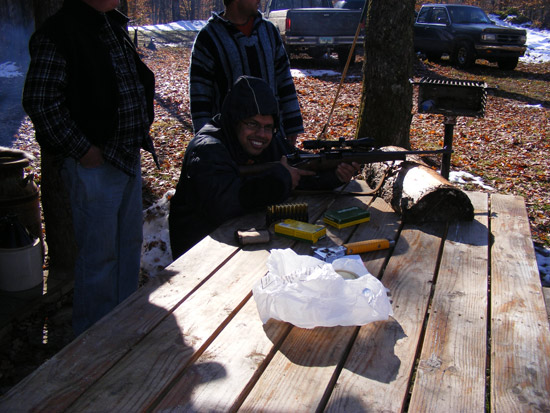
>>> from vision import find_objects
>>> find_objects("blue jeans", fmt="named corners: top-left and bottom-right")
top-left (61, 158), bottom-right (142, 336)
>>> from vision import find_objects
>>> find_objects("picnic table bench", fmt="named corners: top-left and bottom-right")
top-left (1, 180), bottom-right (549, 412)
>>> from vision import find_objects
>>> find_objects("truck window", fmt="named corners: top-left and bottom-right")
top-left (276, 0), bottom-right (291, 9)
top-left (431, 8), bottom-right (449, 24)
top-left (268, 0), bottom-right (330, 11)
top-left (447, 6), bottom-right (492, 24)
top-left (302, 0), bottom-right (329, 7)
top-left (417, 7), bottom-right (431, 24)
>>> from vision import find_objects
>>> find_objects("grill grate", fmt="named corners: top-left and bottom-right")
top-left (415, 77), bottom-right (488, 117)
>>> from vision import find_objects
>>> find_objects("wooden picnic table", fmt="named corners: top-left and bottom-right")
top-left (1, 180), bottom-right (549, 412)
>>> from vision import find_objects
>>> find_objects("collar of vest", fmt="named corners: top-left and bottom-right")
top-left (62, 0), bottom-right (129, 28)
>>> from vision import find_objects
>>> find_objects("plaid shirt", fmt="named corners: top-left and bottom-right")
top-left (23, 11), bottom-right (153, 175)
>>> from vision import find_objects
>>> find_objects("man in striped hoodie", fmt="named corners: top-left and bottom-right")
top-left (189, 0), bottom-right (303, 146)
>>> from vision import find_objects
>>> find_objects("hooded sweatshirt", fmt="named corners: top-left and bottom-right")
top-left (169, 76), bottom-right (340, 259)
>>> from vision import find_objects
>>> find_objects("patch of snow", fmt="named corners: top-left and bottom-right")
top-left (291, 67), bottom-right (361, 79)
top-left (518, 103), bottom-right (544, 109)
top-left (291, 68), bottom-right (340, 78)
top-left (535, 245), bottom-right (550, 287)
top-left (0, 62), bottom-right (23, 78)
top-left (449, 170), bottom-right (495, 191)
top-left (490, 15), bottom-right (550, 64)
top-left (140, 189), bottom-right (174, 278)
top-left (131, 20), bottom-right (207, 32)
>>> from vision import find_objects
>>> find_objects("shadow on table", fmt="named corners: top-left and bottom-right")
top-left (405, 215), bottom-right (489, 247)
top-left (263, 317), bottom-right (405, 384)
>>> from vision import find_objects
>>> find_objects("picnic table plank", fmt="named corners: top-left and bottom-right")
top-left (342, 197), bottom-right (401, 278)
top-left (65, 248), bottom-right (275, 411)
top-left (408, 191), bottom-right (489, 411)
top-left (150, 299), bottom-right (293, 411)
top-left (0, 227), bottom-right (241, 412)
top-left (61, 190), bottom-right (341, 411)
top-left (4, 189), bottom-right (547, 413)
top-left (325, 221), bottom-right (446, 412)
top-left (147, 189), bottom-right (372, 410)
top-left (239, 324), bottom-right (358, 412)
top-left (236, 193), bottom-right (399, 411)
top-left (489, 194), bottom-right (550, 412)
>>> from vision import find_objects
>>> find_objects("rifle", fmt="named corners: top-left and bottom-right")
top-left (239, 137), bottom-right (452, 176)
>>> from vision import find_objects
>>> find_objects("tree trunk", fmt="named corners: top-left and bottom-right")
top-left (172, 0), bottom-right (181, 21)
top-left (119, 0), bottom-right (128, 16)
top-left (189, 0), bottom-right (197, 20)
top-left (362, 147), bottom-right (474, 223)
top-left (32, 0), bottom-right (78, 278)
top-left (356, 0), bottom-right (416, 149)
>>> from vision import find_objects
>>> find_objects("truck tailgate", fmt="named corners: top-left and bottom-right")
top-left (286, 8), bottom-right (362, 36)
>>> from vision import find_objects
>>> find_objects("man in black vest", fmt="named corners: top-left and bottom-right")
top-left (23, 0), bottom-right (157, 336)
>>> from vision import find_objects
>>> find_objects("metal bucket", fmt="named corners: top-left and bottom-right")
top-left (0, 238), bottom-right (43, 291)
top-left (0, 148), bottom-right (43, 248)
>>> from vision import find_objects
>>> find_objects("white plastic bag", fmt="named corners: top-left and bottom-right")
top-left (252, 248), bottom-right (393, 328)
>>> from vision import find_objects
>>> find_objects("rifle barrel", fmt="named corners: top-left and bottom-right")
top-left (238, 148), bottom-right (452, 176)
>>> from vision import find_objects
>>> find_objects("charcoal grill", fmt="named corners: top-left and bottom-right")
top-left (415, 77), bottom-right (488, 117)
top-left (412, 77), bottom-right (489, 179)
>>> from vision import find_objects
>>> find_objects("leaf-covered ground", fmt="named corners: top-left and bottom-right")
top-left (136, 46), bottom-right (549, 247)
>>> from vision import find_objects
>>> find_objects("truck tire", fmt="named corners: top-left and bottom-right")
top-left (337, 46), bottom-right (356, 66)
top-left (452, 40), bottom-right (475, 69)
top-left (426, 52), bottom-right (442, 62)
top-left (307, 48), bottom-right (326, 59)
top-left (497, 57), bottom-right (519, 70)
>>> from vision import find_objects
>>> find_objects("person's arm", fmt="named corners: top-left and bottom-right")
top-left (297, 162), bottom-right (360, 191)
top-left (186, 140), bottom-right (294, 223)
top-left (189, 31), bottom-right (218, 134)
top-left (270, 23), bottom-right (304, 140)
top-left (22, 32), bottom-right (92, 161)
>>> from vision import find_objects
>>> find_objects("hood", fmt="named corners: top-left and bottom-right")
top-left (220, 75), bottom-right (280, 132)
top-left (214, 76), bottom-right (286, 164)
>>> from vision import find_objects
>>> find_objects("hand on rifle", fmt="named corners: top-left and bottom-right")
top-left (335, 162), bottom-right (360, 183)
top-left (280, 156), bottom-right (315, 189)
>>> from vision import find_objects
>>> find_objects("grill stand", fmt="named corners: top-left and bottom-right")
top-left (413, 77), bottom-right (488, 181)
top-left (441, 116), bottom-right (456, 180)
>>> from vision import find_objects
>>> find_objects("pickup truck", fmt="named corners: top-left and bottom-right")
top-left (264, 0), bottom-right (365, 65)
top-left (414, 4), bottom-right (527, 70)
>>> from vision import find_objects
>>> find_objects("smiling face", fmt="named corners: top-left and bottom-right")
top-left (237, 114), bottom-right (274, 157)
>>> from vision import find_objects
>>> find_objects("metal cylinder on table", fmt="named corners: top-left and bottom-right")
top-left (0, 149), bottom-right (44, 292)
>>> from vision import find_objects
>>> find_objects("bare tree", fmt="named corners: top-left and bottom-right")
top-left (172, 0), bottom-right (181, 21)
top-left (356, 0), bottom-right (416, 149)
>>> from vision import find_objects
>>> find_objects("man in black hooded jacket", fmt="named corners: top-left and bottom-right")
top-left (169, 76), bottom-right (357, 259)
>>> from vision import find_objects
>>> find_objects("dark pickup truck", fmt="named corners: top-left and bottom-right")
top-left (264, 0), bottom-right (365, 65)
top-left (414, 4), bottom-right (527, 70)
